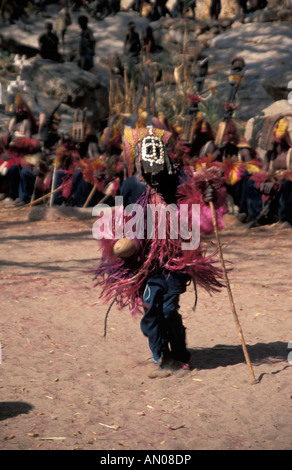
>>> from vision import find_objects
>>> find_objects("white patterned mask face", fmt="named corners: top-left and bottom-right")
top-left (140, 134), bottom-right (166, 175)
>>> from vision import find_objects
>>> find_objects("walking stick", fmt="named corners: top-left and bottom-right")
top-left (209, 200), bottom-right (258, 384)
top-left (14, 181), bottom-right (71, 211)
top-left (103, 298), bottom-right (116, 337)
top-left (95, 193), bottom-right (110, 206)
top-left (83, 183), bottom-right (113, 209)
top-left (50, 164), bottom-right (57, 207)
top-left (31, 176), bottom-right (38, 202)
top-left (29, 175), bottom-right (39, 214)
top-left (83, 183), bottom-right (97, 208)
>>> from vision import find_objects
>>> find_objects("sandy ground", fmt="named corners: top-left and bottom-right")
top-left (0, 201), bottom-right (291, 451)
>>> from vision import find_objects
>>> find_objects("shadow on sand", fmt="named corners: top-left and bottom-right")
top-left (0, 401), bottom-right (34, 422)
top-left (189, 341), bottom-right (290, 381)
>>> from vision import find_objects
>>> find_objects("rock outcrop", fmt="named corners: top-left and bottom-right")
top-left (22, 59), bottom-right (110, 128)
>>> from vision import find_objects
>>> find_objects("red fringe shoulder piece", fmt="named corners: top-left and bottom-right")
top-left (92, 168), bottom-right (228, 315)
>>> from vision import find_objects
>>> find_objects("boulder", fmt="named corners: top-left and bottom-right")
top-left (231, 20), bottom-right (243, 29)
top-left (262, 71), bottom-right (292, 101)
top-left (251, 8), bottom-right (279, 23)
top-left (22, 59), bottom-right (109, 128)
top-left (0, 32), bottom-right (39, 58)
top-left (266, 0), bottom-right (290, 8)
top-left (206, 22), bottom-right (292, 121)
top-left (277, 9), bottom-right (292, 22)
top-left (196, 33), bottom-right (211, 47)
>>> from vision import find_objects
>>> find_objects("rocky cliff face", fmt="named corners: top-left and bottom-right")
top-left (0, 1), bottom-right (292, 138)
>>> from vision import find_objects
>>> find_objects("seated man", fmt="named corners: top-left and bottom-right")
top-left (0, 93), bottom-right (39, 203)
top-left (244, 118), bottom-right (292, 228)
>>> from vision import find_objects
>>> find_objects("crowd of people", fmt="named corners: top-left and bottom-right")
top-left (0, 79), bottom-right (291, 231)
top-left (36, 13), bottom-right (162, 74)
top-left (0, 0), bottom-right (270, 71)
top-left (0, 0), bottom-right (269, 26)
top-left (0, 92), bottom-right (124, 209)
top-left (36, 9), bottom-right (160, 71)
top-left (0, 0), bottom-right (289, 227)
top-left (72, 0), bottom-right (269, 21)
top-left (37, 13), bottom-right (96, 71)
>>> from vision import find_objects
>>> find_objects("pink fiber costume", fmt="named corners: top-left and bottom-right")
top-left (92, 125), bottom-right (228, 367)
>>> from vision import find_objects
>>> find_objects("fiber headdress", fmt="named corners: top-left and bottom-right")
top-left (123, 62), bottom-right (174, 177)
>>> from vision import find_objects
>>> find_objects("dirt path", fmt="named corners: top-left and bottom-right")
top-left (0, 202), bottom-right (291, 450)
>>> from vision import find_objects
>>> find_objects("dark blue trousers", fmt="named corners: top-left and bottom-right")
top-left (245, 178), bottom-right (292, 224)
top-left (19, 168), bottom-right (69, 205)
top-left (245, 178), bottom-right (263, 222)
top-left (19, 167), bottom-right (36, 203)
top-left (44, 170), bottom-right (90, 206)
top-left (5, 165), bottom-right (20, 200)
top-left (52, 170), bottom-right (67, 205)
top-left (72, 171), bottom-right (104, 207)
top-left (18, 169), bottom-right (106, 206)
top-left (141, 271), bottom-right (191, 364)
top-left (227, 171), bottom-right (250, 214)
top-left (278, 180), bottom-right (292, 224)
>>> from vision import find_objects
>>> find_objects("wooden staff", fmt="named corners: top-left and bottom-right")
top-left (49, 165), bottom-right (57, 207)
top-left (109, 71), bottom-right (114, 116)
top-left (83, 183), bottom-right (97, 208)
top-left (15, 181), bottom-right (70, 210)
top-left (124, 66), bottom-right (129, 114)
top-left (104, 298), bottom-right (116, 337)
top-left (83, 181), bottom-right (114, 209)
top-left (209, 200), bottom-right (258, 384)
top-left (29, 175), bottom-right (39, 213)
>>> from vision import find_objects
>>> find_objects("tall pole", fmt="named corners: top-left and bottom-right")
top-left (209, 200), bottom-right (258, 384)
